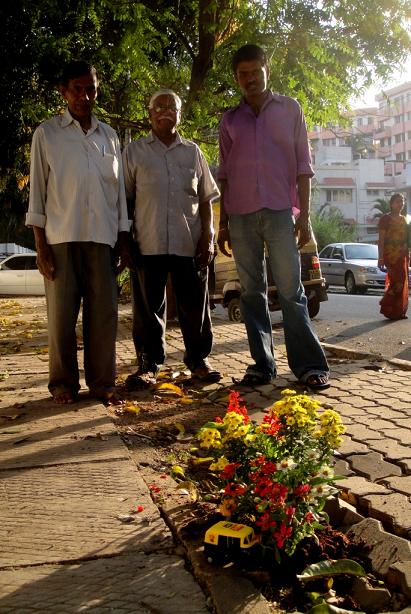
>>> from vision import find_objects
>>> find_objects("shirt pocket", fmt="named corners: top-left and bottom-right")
top-left (178, 167), bottom-right (198, 197)
top-left (98, 153), bottom-right (119, 184)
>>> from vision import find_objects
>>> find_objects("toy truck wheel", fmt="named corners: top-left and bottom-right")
top-left (227, 297), bottom-right (242, 322)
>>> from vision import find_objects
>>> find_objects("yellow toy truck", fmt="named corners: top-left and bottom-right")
top-left (204, 520), bottom-right (260, 565)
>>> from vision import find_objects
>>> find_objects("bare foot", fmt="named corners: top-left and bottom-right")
top-left (52, 392), bottom-right (77, 405)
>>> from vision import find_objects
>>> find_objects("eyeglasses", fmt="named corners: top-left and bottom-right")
top-left (152, 104), bottom-right (178, 113)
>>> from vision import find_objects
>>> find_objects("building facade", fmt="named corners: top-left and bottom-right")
top-left (309, 81), bottom-right (411, 242)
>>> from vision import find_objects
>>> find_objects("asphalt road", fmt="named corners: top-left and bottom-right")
top-left (213, 289), bottom-right (411, 363)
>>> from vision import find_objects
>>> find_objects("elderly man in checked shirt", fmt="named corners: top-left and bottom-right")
top-left (122, 89), bottom-right (221, 386)
top-left (26, 60), bottom-right (131, 406)
top-left (217, 44), bottom-right (330, 391)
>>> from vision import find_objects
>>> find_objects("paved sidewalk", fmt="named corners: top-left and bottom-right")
top-left (1, 298), bottom-right (411, 612)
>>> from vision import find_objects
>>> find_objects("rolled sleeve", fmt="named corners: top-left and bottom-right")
top-left (197, 148), bottom-right (220, 202)
top-left (115, 138), bottom-right (132, 232)
top-left (26, 127), bottom-right (49, 228)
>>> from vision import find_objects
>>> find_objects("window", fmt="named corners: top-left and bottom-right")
top-left (367, 117), bottom-right (374, 125)
top-left (407, 112), bottom-right (411, 121)
top-left (366, 189), bottom-right (379, 196)
top-left (319, 245), bottom-right (334, 258)
top-left (332, 246), bottom-right (343, 259)
top-left (396, 153), bottom-right (405, 161)
top-left (380, 138), bottom-right (385, 147)
top-left (394, 115), bottom-right (403, 124)
top-left (395, 134), bottom-right (405, 143)
top-left (357, 117), bottom-right (363, 126)
top-left (344, 244), bottom-right (378, 259)
top-left (408, 150), bottom-right (411, 160)
top-left (407, 131), bottom-right (411, 140)
top-left (325, 189), bottom-right (352, 203)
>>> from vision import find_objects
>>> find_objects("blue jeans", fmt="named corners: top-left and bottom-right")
top-left (229, 208), bottom-right (328, 379)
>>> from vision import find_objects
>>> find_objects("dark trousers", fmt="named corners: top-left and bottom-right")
top-left (131, 254), bottom-right (213, 371)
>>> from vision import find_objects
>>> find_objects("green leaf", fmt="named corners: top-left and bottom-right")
top-left (297, 559), bottom-right (366, 581)
top-left (307, 605), bottom-right (365, 614)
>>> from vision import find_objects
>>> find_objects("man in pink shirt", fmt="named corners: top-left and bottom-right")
top-left (217, 44), bottom-right (329, 390)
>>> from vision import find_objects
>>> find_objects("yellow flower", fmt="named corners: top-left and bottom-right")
top-left (220, 498), bottom-right (237, 517)
top-left (209, 456), bottom-right (229, 471)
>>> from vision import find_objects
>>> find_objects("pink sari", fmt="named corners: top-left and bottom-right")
top-left (379, 214), bottom-right (409, 320)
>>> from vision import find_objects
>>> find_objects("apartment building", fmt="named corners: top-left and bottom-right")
top-left (308, 81), bottom-right (411, 241)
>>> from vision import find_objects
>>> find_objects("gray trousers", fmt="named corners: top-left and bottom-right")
top-left (44, 242), bottom-right (118, 396)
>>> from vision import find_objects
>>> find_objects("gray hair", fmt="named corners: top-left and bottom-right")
top-left (148, 89), bottom-right (182, 111)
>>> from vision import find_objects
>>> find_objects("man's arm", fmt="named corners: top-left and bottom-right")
top-left (295, 174), bottom-right (312, 249)
top-left (33, 226), bottom-right (55, 281)
top-left (195, 199), bottom-right (215, 269)
top-left (217, 179), bottom-right (232, 257)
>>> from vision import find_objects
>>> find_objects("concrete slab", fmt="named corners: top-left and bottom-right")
top-left (0, 552), bottom-right (209, 613)
top-left (0, 460), bottom-right (173, 566)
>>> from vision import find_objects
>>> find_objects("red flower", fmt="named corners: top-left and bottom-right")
top-left (227, 390), bottom-right (250, 423)
top-left (256, 512), bottom-right (277, 532)
top-left (214, 416), bottom-right (223, 423)
top-left (262, 414), bottom-right (282, 435)
top-left (304, 511), bottom-right (315, 523)
top-left (273, 523), bottom-right (293, 548)
top-left (136, 505), bottom-right (144, 513)
top-left (220, 462), bottom-right (240, 480)
top-left (224, 482), bottom-right (246, 497)
top-left (149, 484), bottom-right (161, 493)
top-left (294, 484), bottom-right (311, 497)
top-left (260, 461), bottom-right (277, 475)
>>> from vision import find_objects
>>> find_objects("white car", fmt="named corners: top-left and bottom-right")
top-left (0, 253), bottom-right (45, 295)
top-left (318, 243), bottom-right (385, 294)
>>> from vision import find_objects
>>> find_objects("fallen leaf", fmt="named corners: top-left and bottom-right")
top-left (176, 480), bottom-right (198, 501)
top-left (154, 382), bottom-right (184, 396)
top-left (171, 465), bottom-right (186, 479)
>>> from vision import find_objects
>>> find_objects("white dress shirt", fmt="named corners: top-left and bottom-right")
top-left (123, 131), bottom-right (220, 257)
top-left (26, 110), bottom-right (130, 247)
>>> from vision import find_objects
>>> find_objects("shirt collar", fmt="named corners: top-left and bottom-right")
top-left (239, 90), bottom-right (280, 113)
top-left (148, 129), bottom-right (182, 149)
top-left (61, 109), bottom-right (99, 133)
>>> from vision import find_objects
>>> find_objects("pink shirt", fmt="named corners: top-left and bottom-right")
top-left (218, 91), bottom-right (314, 215)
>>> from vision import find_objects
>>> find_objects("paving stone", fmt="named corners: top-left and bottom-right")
top-left (348, 518), bottom-right (411, 576)
top-left (344, 424), bottom-right (383, 441)
top-left (332, 457), bottom-right (355, 477)
top-left (0, 460), bottom-right (172, 566)
top-left (338, 476), bottom-right (391, 508)
top-left (0, 552), bottom-right (209, 613)
top-left (382, 476), bottom-right (411, 497)
top-left (362, 493), bottom-right (411, 537)
top-left (348, 452), bottom-right (402, 481)
top-left (388, 561), bottom-right (411, 599)
top-left (368, 439), bottom-right (411, 462)
top-left (338, 436), bottom-right (369, 456)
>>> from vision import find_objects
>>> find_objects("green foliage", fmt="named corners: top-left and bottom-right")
top-left (1, 0), bottom-right (410, 242)
top-left (371, 198), bottom-right (390, 220)
top-left (297, 559), bottom-right (366, 581)
top-left (311, 206), bottom-right (357, 251)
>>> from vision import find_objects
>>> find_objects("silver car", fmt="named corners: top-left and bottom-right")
top-left (0, 253), bottom-right (45, 295)
top-left (318, 243), bottom-right (385, 294)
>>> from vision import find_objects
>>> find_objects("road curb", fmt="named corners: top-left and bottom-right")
top-left (322, 342), bottom-right (411, 371)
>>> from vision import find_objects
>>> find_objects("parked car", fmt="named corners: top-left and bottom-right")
top-left (318, 242), bottom-right (386, 294)
top-left (211, 237), bottom-right (328, 321)
top-left (0, 253), bottom-right (45, 295)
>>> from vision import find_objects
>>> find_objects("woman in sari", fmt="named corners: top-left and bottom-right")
top-left (378, 193), bottom-right (409, 320)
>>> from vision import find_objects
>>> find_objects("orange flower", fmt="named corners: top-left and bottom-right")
top-left (220, 498), bottom-right (237, 517)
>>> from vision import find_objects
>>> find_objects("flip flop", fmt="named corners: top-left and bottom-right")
top-left (232, 373), bottom-right (273, 386)
top-left (191, 366), bottom-right (222, 383)
top-left (299, 372), bottom-right (330, 391)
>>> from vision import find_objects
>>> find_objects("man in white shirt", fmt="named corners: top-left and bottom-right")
top-left (26, 60), bottom-right (130, 405)
top-left (123, 89), bottom-right (221, 386)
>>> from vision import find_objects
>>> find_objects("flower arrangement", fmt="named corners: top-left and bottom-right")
top-left (196, 389), bottom-right (345, 558)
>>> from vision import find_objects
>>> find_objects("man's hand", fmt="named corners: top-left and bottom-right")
top-left (294, 215), bottom-right (312, 250)
top-left (115, 232), bottom-right (133, 274)
top-left (195, 231), bottom-right (215, 270)
top-left (217, 226), bottom-right (232, 258)
top-left (36, 243), bottom-right (55, 281)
